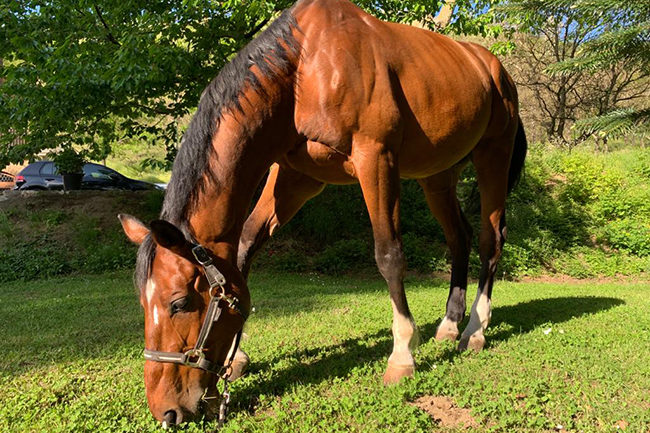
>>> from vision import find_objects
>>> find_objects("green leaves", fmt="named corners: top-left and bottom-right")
top-left (0, 0), bottom-right (285, 167)
top-left (1, 0), bottom-right (511, 167)
top-left (574, 108), bottom-right (650, 138)
top-left (502, 0), bottom-right (650, 138)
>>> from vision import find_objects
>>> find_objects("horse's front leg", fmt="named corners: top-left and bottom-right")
top-left (354, 140), bottom-right (418, 385)
top-left (237, 163), bottom-right (325, 279)
top-left (232, 163), bottom-right (324, 380)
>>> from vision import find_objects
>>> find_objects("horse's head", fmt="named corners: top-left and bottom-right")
top-left (118, 214), bottom-right (250, 427)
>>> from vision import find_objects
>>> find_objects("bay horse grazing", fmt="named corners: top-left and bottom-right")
top-left (119, 0), bottom-right (527, 426)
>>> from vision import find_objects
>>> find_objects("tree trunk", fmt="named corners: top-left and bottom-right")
top-left (433, 0), bottom-right (456, 29)
top-left (412, 0), bottom-right (456, 30)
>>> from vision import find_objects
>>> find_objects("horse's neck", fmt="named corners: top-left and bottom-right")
top-left (188, 79), bottom-right (298, 263)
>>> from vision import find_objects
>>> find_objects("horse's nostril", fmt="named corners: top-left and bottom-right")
top-left (162, 410), bottom-right (177, 429)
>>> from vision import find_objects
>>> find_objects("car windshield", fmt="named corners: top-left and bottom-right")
top-left (83, 164), bottom-right (119, 180)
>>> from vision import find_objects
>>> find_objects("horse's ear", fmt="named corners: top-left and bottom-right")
top-left (149, 220), bottom-right (195, 262)
top-left (118, 214), bottom-right (149, 245)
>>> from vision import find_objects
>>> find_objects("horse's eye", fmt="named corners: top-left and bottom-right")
top-left (170, 297), bottom-right (189, 315)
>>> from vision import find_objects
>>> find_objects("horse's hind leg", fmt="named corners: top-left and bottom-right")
top-left (237, 163), bottom-right (325, 279)
top-left (459, 136), bottom-right (513, 352)
top-left (354, 139), bottom-right (418, 385)
top-left (418, 165), bottom-right (472, 342)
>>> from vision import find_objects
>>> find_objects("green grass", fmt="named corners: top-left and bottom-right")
top-left (106, 158), bottom-right (171, 184)
top-left (1, 271), bottom-right (649, 432)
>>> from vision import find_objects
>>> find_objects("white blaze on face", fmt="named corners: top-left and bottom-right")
top-left (145, 278), bottom-right (156, 305)
top-left (153, 304), bottom-right (159, 326)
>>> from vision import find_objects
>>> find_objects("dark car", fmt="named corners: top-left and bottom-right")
top-left (14, 161), bottom-right (161, 191)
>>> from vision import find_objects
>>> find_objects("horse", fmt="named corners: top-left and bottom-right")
top-left (119, 0), bottom-right (527, 426)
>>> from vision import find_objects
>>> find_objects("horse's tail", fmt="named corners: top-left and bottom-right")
top-left (507, 116), bottom-right (527, 194)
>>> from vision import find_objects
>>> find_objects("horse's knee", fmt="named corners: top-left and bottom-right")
top-left (375, 243), bottom-right (405, 282)
top-left (479, 221), bottom-right (506, 267)
top-left (236, 240), bottom-right (252, 273)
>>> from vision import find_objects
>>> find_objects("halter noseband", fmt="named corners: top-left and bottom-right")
top-left (143, 244), bottom-right (249, 426)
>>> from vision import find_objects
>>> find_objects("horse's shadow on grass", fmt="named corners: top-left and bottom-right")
top-left (233, 295), bottom-right (624, 412)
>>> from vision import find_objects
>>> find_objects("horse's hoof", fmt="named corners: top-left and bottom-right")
top-left (227, 352), bottom-right (250, 382)
top-left (458, 334), bottom-right (485, 352)
top-left (383, 364), bottom-right (414, 385)
top-left (435, 328), bottom-right (459, 341)
top-left (435, 318), bottom-right (459, 342)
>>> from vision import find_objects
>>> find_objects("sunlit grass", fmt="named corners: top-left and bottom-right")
top-left (105, 158), bottom-right (171, 184)
top-left (1, 271), bottom-right (648, 432)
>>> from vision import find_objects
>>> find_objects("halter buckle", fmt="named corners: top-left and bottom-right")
top-left (191, 245), bottom-right (213, 266)
top-left (217, 381), bottom-right (231, 427)
top-left (182, 348), bottom-right (206, 367)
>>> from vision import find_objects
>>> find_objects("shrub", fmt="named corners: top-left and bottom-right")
top-left (0, 211), bottom-right (12, 239)
top-left (52, 147), bottom-right (86, 174)
top-left (602, 219), bottom-right (650, 256)
top-left (258, 239), bottom-right (312, 273)
top-left (1, 144), bottom-right (647, 282)
top-left (402, 233), bottom-right (449, 273)
top-left (314, 239), bottom-right (373, 275)
top-left (554, 246), bottom-right (650, 278)
top-left (499, 243), bottom-right (538, 278)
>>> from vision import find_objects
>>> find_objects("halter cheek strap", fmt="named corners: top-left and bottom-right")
top-left (142, 244), bottom-right (249, 378)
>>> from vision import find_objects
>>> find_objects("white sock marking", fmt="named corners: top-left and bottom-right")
top-left (437, 316), bottom-right (459, 336)
top-left (461, 288), bottom-right (491, 340)
top-left (388, 299), bottom-right (416, 367)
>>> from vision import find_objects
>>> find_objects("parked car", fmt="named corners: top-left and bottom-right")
top-left (14, 161), bottom-right (163, 191)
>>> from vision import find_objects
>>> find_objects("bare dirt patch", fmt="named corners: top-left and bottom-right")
top-left (411, 395), bottom-right (478, 429)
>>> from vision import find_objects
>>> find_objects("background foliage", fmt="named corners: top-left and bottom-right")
top-left (1, 0), bottom-right (494, 167)
top-left (500, 0), bottom-right (650, 144)
top-left (1, 144), bottom-right (648, 283)
top-left (0, 0), bottom-right (292, 166)
top-left (258, 143), bottom-right (650, 278)
top-left (1, 0), bottom-right (648, 280)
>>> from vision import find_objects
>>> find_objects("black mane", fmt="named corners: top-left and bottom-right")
top-left (135, 7), bottom-right (300, 290)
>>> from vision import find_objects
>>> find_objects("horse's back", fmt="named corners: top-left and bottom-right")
top-left (291, 0), bottom-right (518, 179)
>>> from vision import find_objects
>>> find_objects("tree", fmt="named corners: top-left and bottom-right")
top-left (0, 1), bottom-right (296, 167)
top-left (3, 0), bottom-right (503, 168)
top-left (505, 13), bottom-right (595, 144)
top-left (551, 0), bottom-right (650, 137)
top-left (502, 0), bottom-right (650, 141)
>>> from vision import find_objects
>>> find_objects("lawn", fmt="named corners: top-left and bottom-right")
top-left (1, 271), bottom-right (648, 432)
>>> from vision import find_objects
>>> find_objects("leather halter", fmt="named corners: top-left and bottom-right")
top-left (143, 244), bottom-right (249, 378)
